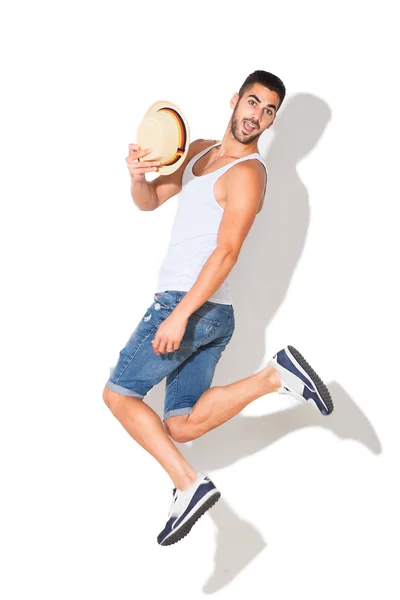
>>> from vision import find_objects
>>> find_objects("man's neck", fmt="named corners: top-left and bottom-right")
top-left (216, 128), bottom-right (259, 158)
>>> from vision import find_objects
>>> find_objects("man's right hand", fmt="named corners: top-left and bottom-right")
top-left (126, 144), bottom-right (161, 182)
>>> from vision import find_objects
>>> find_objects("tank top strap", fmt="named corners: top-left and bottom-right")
top-left (192, 141), bottom-right (222, 162)
top-left (206, 152), bottom-right (267, 183)
top-left (183, 141), bottom-right (267, 182)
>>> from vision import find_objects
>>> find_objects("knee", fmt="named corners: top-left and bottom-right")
top-left (103, 387), bottom-right (123, 415)
top-left (164, 417), bottom-right (194, 443)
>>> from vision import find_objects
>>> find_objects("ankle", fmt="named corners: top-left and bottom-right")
top-left (259, 365), bottom-right (281, 392)
top-left (176, 471), bottom-right (198, 491)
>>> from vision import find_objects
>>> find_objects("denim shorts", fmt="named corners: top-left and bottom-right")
top-left (105, 290), bottom-right (235, 421)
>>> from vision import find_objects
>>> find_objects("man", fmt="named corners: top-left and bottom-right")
top-left (103, 70), bottom-right (333, 546)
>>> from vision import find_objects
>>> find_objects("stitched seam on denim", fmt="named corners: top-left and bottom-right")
top-left (228, 312), bottom-right (235, 337)
top-left (107, 381), bottom-right (143, 397)
top-left (202, 313), bottom-right (233, 350)
top-left (204, 302), bottom-right (233, 315)
top-left (212, 316), bottom-right (233, 357)
top-left (155, 301), bottom-right (175, 310)
top-left (222, 313), bottom-right (232, 338)
top-left (115, 309), bottom-right (170, 384)
top-left (153, 297), bottom-right (175, 310)
top-left (169, 366), bottom-right (179, 412)
top-left (190, 313), bottom-right (221, 326)
top-left (156, 302), bottom-right (170, 310)
top-left (194, 321), bottom-right (221, 349)
top-left (213, 313), bottom-right (232, 342)
top-left (164, 407), bottom-right (193, 420)
top-left (154, 291), bottom-right (180, 310)
top-left (212, 346), bottom-right (224, 364)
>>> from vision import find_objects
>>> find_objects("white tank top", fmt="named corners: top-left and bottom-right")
top-left (154, 142), bottom-right (267, 304)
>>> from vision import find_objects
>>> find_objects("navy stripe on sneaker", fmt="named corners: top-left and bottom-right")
top-left (275, 348), bottom-right (316, 391)
top-left (172, 480), bottom-right (216, 531)
top-left (269, 346), bottom-right (334, 416)
top-left (157, 476), bottom-right (220, 546)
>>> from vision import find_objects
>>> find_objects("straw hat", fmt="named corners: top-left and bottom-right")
top-left (136, 100), bottom-right (190, 175)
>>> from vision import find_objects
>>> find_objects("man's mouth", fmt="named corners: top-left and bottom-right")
top-left (243, 121), bottom-right (258, 134)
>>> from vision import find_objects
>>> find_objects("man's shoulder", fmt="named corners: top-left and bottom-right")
top-left (187, 138), bottom-right (219, 160)
top-left (224, 158), bottom-right (267, 213)
top-left (227, 156), bottom-right (266, 183)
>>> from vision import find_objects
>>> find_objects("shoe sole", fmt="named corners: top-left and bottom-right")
top-left (288, 345), bottom-right (334, 415)
top-left (160, 491), bottom-right (221, 546)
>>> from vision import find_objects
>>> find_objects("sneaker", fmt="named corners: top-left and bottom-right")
top-left (269, 345), bottom-right (334, 416)
top-left (157, 473), bottom-right (220, 546)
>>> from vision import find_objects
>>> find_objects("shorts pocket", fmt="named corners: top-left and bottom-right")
top-left (153, 291), bottom-right (176, 311)
top-left (180, 312), bottom-right (221, 350)
top-left (189, 312), bottom-right (220, 325)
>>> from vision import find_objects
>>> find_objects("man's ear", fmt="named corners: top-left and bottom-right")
top-left (230, 93), bottom-right (239, 110)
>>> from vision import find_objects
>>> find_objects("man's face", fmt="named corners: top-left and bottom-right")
top-left (230, 83), bottom-right (280, 145)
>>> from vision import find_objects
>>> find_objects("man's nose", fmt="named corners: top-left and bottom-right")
top-left (251, 110), bottom-right (263, 125)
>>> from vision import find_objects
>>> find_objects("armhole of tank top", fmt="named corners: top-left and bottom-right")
top-left (255, 157), bottom-right (267, 196)
top-left (184, 141), bottom-right (221, 179)
top-left (228, 155), bottom-right (267, 199)
top-left (190, 141), bottom-right (221, 165)
top-left (256, 156), bottom-right (267, 176)
top-left (254, 157), bottom-right (267, 205)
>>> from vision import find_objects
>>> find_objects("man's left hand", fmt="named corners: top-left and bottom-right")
top-left (152, 312), bottom-right (189, 355)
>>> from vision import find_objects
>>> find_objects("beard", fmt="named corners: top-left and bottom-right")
top-left (231, 108), bottom-right (261, 145)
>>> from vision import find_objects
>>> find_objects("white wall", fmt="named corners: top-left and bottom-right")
top-left (1, 1), bottom-right (399, 598)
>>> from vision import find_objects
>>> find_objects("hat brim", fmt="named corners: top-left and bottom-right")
top-left (137, 100), bottom-right (190, 175)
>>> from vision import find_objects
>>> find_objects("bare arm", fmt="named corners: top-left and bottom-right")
top-left (173, 161), bottom-right (266, 319)
top-left (127, 139), bottom-right (215, 211)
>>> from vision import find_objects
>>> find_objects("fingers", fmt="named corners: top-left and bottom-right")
top-left (126, 144), bottom-right (161, 179)
top-left (128, 143), bottom-right (140, 155)
top-left (128, 144), bottom-right (138, 155)
top-left (152, 338), bottom-right (179, 355)
top-left (127, 160), bottom-right (160, 177)
top-left (128, 144), bottom-right (153, 159)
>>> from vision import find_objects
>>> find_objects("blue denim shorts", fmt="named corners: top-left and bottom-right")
top-left (105, 290), bottom-right (235, 421)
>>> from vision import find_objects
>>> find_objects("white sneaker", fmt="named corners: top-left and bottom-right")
top-left (157, 473), bottom-right (220, 546)
top-left (269, 345), bottom-right (334, 415)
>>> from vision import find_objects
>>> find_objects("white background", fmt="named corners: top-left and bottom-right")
top-left (1, 1), bottom-right (399, 598)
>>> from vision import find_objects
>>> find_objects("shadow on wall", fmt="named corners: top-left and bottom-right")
top-left (146, 93), bottom-right (382, 594)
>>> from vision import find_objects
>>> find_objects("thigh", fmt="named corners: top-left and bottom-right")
top-left (163, 308), bottom-right (235, 420)
top-left (105, 291), bottom-right (231, 399)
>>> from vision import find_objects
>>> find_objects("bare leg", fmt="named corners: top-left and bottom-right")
top-left (165, 365), bottom-right (281, 442)
top-left (103, 388), bottom-right (197, 490)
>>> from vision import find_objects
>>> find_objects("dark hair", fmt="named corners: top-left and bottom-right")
top-left (238, 70), bottom-right (286, 110)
